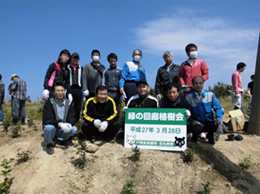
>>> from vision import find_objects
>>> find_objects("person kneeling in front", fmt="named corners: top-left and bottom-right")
top-left (185, 76), bottom-right (223, 145)
top-left (42, 81), bottom-right (77, 155)
top-left (81, 85), bottom-right (120, 143)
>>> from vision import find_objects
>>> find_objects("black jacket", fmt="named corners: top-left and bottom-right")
top-left (83, 96), bottom-right (118, 125)
top-left (127, 94), bottom-right (158, 108)
top-left (155, 64), bottom-right (180, 95)
top-left (42, 98), bottom-right (76, 127)
top-left (159, 95), bottom-right (191, 110)
top-left (43, 62), bottom-right (70, 91)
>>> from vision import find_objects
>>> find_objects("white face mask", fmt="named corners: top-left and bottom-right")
top-left (189, 51), bottom-right (198, 59)
top-left (93, 55), bottom-right (100, 62)
top-left (134, 55), bottom-right (141, 62)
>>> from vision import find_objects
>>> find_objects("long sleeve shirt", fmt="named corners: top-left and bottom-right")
top-left (82, 62), bottom-right (106, 93)
top-left (83, 96), bottom-right (118, 125)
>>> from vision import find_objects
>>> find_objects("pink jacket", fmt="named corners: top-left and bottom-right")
top-left (180, 58), bottom-right (209, 86)
top-left (232, 71), bottom-right (243, 94)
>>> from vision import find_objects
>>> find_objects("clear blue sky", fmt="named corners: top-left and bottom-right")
top-left (1, 0), bottom-right (259, 101)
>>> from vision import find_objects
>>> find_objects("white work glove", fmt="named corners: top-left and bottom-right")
top-left (156, 94), bottom-right (161, 100)
top-left (93, 119), bottom-right (102, 128)
top-left (98, 121), bottom-right (108, 132)
top-left (42, 89), bottom-right (49, 100)
top-left (185, 110), bottom-right (191, 120)
top-left (84, 90), bottom-right (90, 97)
top-left (121, 92), bottom-right (127, 101)
top-left (58, 122), bottom-right (72, 133)
top-left (123, 106), bottom-right (128, 112)
top-left (68, 94), bottom-right (73, 105)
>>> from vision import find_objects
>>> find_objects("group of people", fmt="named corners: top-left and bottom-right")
top-left (0, 43), bottom-right (249, 155)
top-left (41, 43), bottom-right (237, 155)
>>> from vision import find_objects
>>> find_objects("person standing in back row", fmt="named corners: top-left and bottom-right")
top-left (82, 49), bottom-right (106, 101)
top-left (180, 43), bottom-right (209, 94)
top-left (43, 49), bottom-right (72, 102)
top-left (102, 53), bottom-right (122, 118)
top-left (155, 51), bottom-right (180, 100)
top-left (119, 49), bottom-right (147, 103)
top-left (67, 52), bottom-right (83, 121)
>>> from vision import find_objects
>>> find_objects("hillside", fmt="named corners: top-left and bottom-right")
top-left (0, 121), bottom-right (260, 194)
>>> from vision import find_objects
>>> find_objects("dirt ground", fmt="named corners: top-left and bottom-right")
top-left (0, 121), bottom-right (260, 194)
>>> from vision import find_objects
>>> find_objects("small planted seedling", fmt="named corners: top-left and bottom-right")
top-left (11, 124), bottom-right (21, 138)
top-left (130, 145), bottom-right (141, 162)
top-left (200, 182), bottom-right (212, 194)
top-left (239, 155), bottom-right (254, 170)
top-left (72, 142), bottom-right (87, 169)
top-left (182, 148), bottom-right (195, 164)
top-left (0, 158), bottom-right (14, 193)
top-left (2, 116), bottom-right (12, 132)
top-left (16, 148), bottom-right (32, 164)
top-left (121, 180), bottom-right (137, 194)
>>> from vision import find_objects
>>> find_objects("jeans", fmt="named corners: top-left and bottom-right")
top-left (12, 98), bottom-right (26, 119)
top-left (0, 102), bottom-right (3, 121)
top-left (43, 124), bottom-right (77, 145)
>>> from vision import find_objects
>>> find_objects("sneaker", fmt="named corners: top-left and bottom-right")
top-left (200, 132), bottom-right (206, 139)
top-left (46, 144), bottom-right (54, 155)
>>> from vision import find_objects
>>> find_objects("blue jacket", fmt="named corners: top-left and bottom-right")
top-left (185, 90), bottom-right (223, 123)
top-left (119, 60), bottom-right (147, 88)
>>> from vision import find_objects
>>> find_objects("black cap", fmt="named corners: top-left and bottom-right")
top-left (71, 52), bottom-right (80, 58)
top-left (136, 80), bottom-right (148, 86)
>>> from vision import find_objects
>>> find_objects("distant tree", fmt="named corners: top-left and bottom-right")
top-left (208, 81), bottom-right (232, 99)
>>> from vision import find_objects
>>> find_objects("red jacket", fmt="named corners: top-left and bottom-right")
top-left (180, 58), bottom-right (209, 87)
